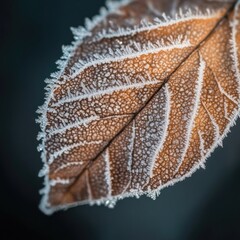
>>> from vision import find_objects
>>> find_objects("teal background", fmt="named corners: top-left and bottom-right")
top-left (1, 0), bottom-right (240, 239)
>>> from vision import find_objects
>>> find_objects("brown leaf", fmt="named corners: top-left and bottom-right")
top-left (37, 0), bottom-right (240, 214)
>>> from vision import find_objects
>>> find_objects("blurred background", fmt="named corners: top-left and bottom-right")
top-left (1, 0), bottom-right (240, 239)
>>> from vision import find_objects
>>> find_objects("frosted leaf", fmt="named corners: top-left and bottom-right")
top-left (37, 0), bottom-right (240, 215)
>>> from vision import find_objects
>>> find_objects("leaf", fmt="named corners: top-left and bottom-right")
top-left (37, 0), bottom-right (240, 215)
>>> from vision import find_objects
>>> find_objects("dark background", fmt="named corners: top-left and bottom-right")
top-left (1, 0), bottom-right (240, 239)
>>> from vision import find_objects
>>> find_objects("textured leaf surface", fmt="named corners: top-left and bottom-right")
top-left (37, 0), bottom-right (240, 214)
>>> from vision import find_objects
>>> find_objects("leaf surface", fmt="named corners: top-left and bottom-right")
top-left (37, 0), bottom-right (240, 214)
